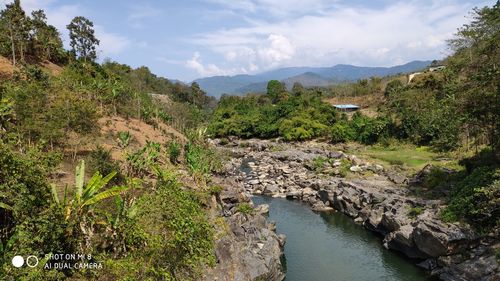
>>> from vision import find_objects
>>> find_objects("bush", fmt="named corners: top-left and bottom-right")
top-left (279, 115), bottom-right (328, 141)
top-left (330, 121), bottom-right (354, 143)
top-left (88, 146), bottom-right (122, 183)
top-left (236, 203), bottom-right (254, 215)
top-left (117, 131), bottom-right (132, 148)
top-left (441, 166), bottom-right (499, 230)
top-left (135, 172), bottom-right (215, 279)
top-left (168, 140), bottom-right (181, 164)
top-left (184, 142), bottom-right (223, 177)
top-left (126, 142), bottom-right (161, 176)
top-left (408, 206), bottom-right (424, 218)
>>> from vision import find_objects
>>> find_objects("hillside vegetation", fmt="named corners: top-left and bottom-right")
top-left (0, 1), bottom-right (223, 280)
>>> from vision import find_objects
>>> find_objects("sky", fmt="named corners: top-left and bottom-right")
top-left (3, 0), bottom-right (492, 82)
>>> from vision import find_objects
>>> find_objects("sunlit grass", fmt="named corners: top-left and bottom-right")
top-left (350, 144), bottom-right (459, 171)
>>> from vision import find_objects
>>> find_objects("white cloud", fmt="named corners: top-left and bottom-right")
top-left (257, 34), bottom-right (295, 66)
top-left (190, 0), bottom-right (484, 76)
top-left (186, 52), bottom-right (227, 77)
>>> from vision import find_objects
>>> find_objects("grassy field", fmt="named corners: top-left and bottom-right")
top-left (349, 144), bottom-right (459, 171)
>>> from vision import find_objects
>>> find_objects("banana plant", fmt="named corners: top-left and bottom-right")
top-left (52, 160), bottom-right (129, 220)
top-left (110, 196), bottom-right (138, 228)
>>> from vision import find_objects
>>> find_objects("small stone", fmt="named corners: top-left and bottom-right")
top-left (350, 165), bottom-right (363, 172)
top-left (248, 179), bottom-right (260, 185)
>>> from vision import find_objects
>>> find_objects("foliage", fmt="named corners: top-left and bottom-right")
top-left (185, 141), bottom-right (223, 178)
top-left (236, 203), bottom-right (254, 215)
top-left (88, 146), bottom-right (122, 183)
top-left (126, 142), bottom-right (161, 176)
top-left (209, 89), bottom-right (337, 141)
top-left (267, 80), bottom-right (287, 103)
top-left (134, 171), bottom-right (215, 279)
top-left (441, 166), bottom-right (499, 230)
top-left (67, 16), bottom-right (99, 61)
top-left (407, 206), bottom-right (424, 219)
top-left (168, 140), bottom-right (181, 164)
top-left (117, 131), bottom-right (132, 148)
top-left (61, 160), bottom-right (128, 219)
top-left (0, 1), bottom-right (66, 65)
top-left (384, 79), bottom-right (404, 97)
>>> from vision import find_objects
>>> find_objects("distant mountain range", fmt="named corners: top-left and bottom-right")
top-left (194, 60), bottom-right (432, 97)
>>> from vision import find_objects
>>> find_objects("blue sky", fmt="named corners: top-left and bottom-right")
top-left (6, 0), bottom-right (492, 81)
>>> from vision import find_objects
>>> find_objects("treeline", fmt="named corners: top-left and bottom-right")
top-left (0, 0), bottom-right (66, 64)
top-left (210, 2), bottom-right (499, 155)
top-left (209, 81), bottom-right (337, 141)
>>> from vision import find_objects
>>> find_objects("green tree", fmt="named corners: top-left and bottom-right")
top-left (384, 79), bottom-right (404, 97)
top-left (267, 80), bottom-right (286, 103)
top-left (292, 82), bottom-right (305, 96)
top-left (0, 0), bottom-right (29, 65)
top-left (67, 16), bottom-right (100, 61)
top-left (29, 9), bottom-right (64, 62)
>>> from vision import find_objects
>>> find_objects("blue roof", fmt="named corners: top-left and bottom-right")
top-left (333, 104), bottom-right (360, 109)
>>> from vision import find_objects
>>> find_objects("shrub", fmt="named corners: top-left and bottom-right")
top-left (441, 167), bottom-right (499, 230)
top-left (408, 206), bottom-right (424, 218)
top-left (88, 146), bottom-right (122, 182)
top-left (330, 121), bottom-right (354, 143)
top-left (126, 142), bottom-right (161, 176)
top-left (135, 172), bottom-right (215, 279)
top-left (236, 203), bottom-right (254, 215)
top-left (117, 131), bottom-right (132, 148)
top-left (184, 142), bottom-right (223, 177)
top-left (168, 140), bottom-right (181, 164)
top-left (279, 115), bottom-right (328, 141)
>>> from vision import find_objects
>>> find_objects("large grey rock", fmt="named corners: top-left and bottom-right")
top-left (263, 185), bottom-right (279, 195)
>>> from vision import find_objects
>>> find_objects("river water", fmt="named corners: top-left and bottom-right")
top-left (252, 196), bottom-right (432, 281)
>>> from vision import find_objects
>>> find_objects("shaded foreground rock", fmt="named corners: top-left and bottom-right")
top-left (203, 180), bottom-right (285, 281)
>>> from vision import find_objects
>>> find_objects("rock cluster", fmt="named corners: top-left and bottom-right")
top-left (215, 138), bottom-right (499, 281)
top-left (203, 179), bottom-right (285, 281)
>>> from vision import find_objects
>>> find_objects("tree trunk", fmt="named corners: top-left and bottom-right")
top-left (9, 27), bottom-right (16, 66)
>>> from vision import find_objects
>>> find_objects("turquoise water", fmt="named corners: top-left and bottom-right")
top-left (253, 196), bottom-right (432, 281)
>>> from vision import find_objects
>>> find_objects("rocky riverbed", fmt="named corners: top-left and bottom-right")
top-left (213, 138), bottom-right (499, 281)
top-left (202, 178), bottom-right (286, 281)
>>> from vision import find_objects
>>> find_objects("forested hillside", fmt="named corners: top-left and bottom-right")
top-left (0, 1), bottom-right (223, 280)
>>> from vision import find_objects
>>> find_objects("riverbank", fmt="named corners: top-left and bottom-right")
top-left (213, 138), bottom-right (499, 281)
top-left (202, 177), bottom-right (286, 281)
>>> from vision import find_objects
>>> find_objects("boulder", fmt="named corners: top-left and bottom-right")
top-left (255, 204), bottom-right (269, 215)
top-left (263, 185), bottom-right (279, 196)
top-left (386, 171), bottom-right (407, 184)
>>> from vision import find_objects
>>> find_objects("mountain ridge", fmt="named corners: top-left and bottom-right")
top-left (194, 60), bottom-right (432, 97)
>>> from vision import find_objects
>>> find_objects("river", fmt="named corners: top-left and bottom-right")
top-left (252, 196), bottom-right (432, 281)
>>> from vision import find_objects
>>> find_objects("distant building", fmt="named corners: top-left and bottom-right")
top-left (333, 104), bottom-right (360, 112)
top-left (429, 65), bottom-right (446, 72)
